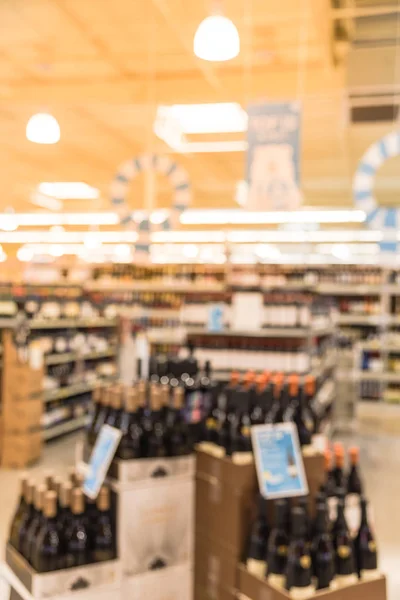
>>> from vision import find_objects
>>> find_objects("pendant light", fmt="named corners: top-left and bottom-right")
top-left (26, 113), bottom-right (60, 144)
top-left (194, 7), bottom-right (240, 62)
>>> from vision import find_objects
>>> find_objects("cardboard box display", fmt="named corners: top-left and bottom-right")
top-left (109, 454), bottom-right (195, 484)
top-left (194, 584), bottom-right (236, 600)
top-left (121, 562), bottom-right (193, 600)
top-left (195, 530), bottom-right (238, 594)
top-left (2, 370), bottom-right (43, 403)
top-left (1, 432), bottom-right (41, 468)
top-left (2, 400), bottom-right (42, 434)
top-left (237, 563), bottom-right (387, 600)
top-left (5, 544), bottom-right (122, 600)
top-left (115, 477), bottom-right (194, 575)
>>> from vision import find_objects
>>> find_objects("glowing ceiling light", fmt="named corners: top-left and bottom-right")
top-left (26, 113), bottom-right (60, 144)
top-left (194, 15), bottom-right (240, 62)
top-left (38, 182), bottom-right (99, 200)
top-left (17, 247), bottom-right (34, 262)
top-left (1, 209), bottom-right (18, 232)
top-left (114, 244), bottom-right (131, 258)
top-left (159, 103), bottom-right (247, 134)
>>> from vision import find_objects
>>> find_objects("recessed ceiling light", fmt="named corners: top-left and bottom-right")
top-left (26, 113), bottom-right (60, 144)
top-left (37, 182), bottom-right (99, 200)
top-left (194, 15), bottom-right (240, 62)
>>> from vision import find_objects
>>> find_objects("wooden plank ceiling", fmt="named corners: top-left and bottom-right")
top-left (0, 0), bottom-right (398, 215)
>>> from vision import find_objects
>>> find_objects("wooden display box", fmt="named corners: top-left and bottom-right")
top-left (237, 564), bottom-right (387, 600)
top-left (1, 432), bottom-right (41, 468)
top-left (5, 544), bottom-right (121, 599)
top-left (2, 400), bottom-right (42, 434)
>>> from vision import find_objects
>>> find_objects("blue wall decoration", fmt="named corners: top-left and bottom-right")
top-left (110, 154), bottom-right (192, 257)
top-left (353, 131), bottom-right (400, 252)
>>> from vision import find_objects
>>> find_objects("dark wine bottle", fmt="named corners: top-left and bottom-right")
top-left (17, 481), bottom-right (35, 554)
top-left (266, 373), bottom-right (285, 424)
top-left (332, 496), bottom-right (358, 587)
top-left (332, 443), bottom-right (346, 490)
top-left (285, 508), bottom-right (315, 596)
top-left (295, 380), bottom-right (314, 448)
top-left (8, 474), bottom-right (28, 548)
top-left (59, 482), bottom-right (73, 533)
top-left (117, 387), bottom-right (144, 459)
top-left (92, 486), bottom-right (116, 562)
top-left (347, 446), bottom-right (363, 499)
top-left (246, 494), bottom-right (269, 577)
top-left (167, 386), bottom-right (190, 456)
top-left (297, 497), bottom-right (311, 544)
top-left (267, 500), bottom-right (289, 588)
top-left (32, 491), bottom-right (63, 573)
top-left (106, 386), bottom-right (123, 429)
top-left (146, 386), bottom-right (167, 458)
top-left (322, 449), bottom-right (337, 498)
top-left (355, 497), bottom-right (379, 581)
top-left (23, 485), bottom-right (47, 563)
top-left (250, 374), bottom-right (271, 425)
top-left (311, 504), bottom-right (335, 590)
top-left (93, 386), bottom-right (112, 441)
top-left (44, 470), bottom-right (55, 491)
top-left (87, 384), bottom-right (104, 445)
top-left (65, 489), bottom-right (90, 567)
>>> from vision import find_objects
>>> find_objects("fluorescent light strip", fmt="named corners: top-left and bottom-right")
top-left (180, 209), bottom-right (366, 225)
top-left (0, 231), bottom-right (137, 243)
top-left (157, 103), bottom-right (247, 134)
top-left (0, 213), bottom-right (119, 226)
top-left (38, 182), bottom-right (100, 200)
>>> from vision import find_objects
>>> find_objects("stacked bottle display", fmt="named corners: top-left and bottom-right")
top-left (8, 470), bottom-right (116, 573)
top-left (246, 446), bottom-right (379, 595)
top-left (87, 379), bottom-right (205, 458)
top-left (200, 371), bottom-right (330, 460)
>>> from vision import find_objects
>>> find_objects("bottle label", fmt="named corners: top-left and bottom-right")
top-left (335, 573), bottom-right (358, 588)
top-left (289, 585), bottom-right (315, 599)
top-left (206, 418), bottom-right (217, 430)
top-left (337, 545), bottom-right (351, 559)
top-left (299, 555), bottom-right (311, 569)
top-left (360, 569), bottom-right (380, 581)
top-left (246, 558), bottom-right (266, 578)
top-left (267, 573), bottom-right (285, 589)
top-left (278, 545), bottom-right (288, 556)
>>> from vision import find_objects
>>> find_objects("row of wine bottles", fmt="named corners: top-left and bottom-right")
top-left (246, 491), bottom-right (378, 594)
top-left (200, 371), bottom-right (323, 458)
top-left (8, 470), bottom-right (116, 573)
top-left (324, 444), bottom-right (363, 498)
top-left (87, 381), bottom-right (193, 458)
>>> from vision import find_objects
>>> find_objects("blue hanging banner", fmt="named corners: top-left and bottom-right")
top-left (246, 102), bottom-right (302, 211)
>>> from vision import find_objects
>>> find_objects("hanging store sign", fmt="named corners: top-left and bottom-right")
top-left (246, 102), bottom-right (302, 211)
top-left (110, 154), bottom-right (192, 257)
top-left (353, 131), bottom-right (400, 252)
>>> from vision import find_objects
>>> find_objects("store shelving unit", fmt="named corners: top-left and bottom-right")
top-left (42, 414), bottom-right (90, 441)
top-left (44, 348), bottom-right (116, 366)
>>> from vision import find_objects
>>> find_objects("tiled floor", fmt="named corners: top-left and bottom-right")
top-left (0, 429), bottom-right (399, 598)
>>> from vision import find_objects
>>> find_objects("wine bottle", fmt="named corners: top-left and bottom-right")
top-left (8, 473), bottom-right (28, 548)
top-left (355, 497), bottom-right (379, 581)
top-left (297, 497), bottom-right (311, 545)
top-left (146, 386), bottom-right (167, 458)
top-left (44, 470), bottom-right (55, 491)
top-left (231, 388), bottom-right (253, 464)
top-left (92, 486), bottom-right (116, 562)
top-left (65, 488), bottom-right (90, 567)
top-left (332, 443), bottom-right (346, 490)
top-left (117, 387), bottom-right (144, 459)
top-left (200, 380), bottom-right (220, 452)
top-left (267, 500), bottom-right (289, 589)
top-left (17, 481), bottom-right (35, 554)
top-left (285, 508), bottom-right (315, 597)
top-left (246, 494), bottom-right (269, 577)
top-left (32, 491), bottom-right (62, 573)
top-left (266, 373), bottom-right (285, 424)
top-left (59, 482), bottom-right (73, 532)
top-left (250, 374), bottom-right (271, 425)
top-left (311, 504), bottom-right (335, 590)
top-left (167, 386), bottom-right (190, 456)
top-left (322, 449), bottom-right (337, 498)
top-left (332, 495), bottom-right (358, 587)
top-left (106, 386), bottom-right (123, 429)
top-left (295, 380), bottom-right (314, 450)
top-left (347, 446), bottom-right (363, 501)
top-left (92, 386), bottom-right (112, 442)
top-left (23, 485), bottom-right (47, 563)
top-left (87, 384), bottom-right (104, 445)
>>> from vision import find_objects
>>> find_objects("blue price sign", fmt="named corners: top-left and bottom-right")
top-left (251, 422), bottom-right (308, 499)
top-left (83, 424), bottom-right (122, 499)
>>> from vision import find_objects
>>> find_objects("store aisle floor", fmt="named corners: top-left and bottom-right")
top-left (0, 429), bottom-right (399, 598)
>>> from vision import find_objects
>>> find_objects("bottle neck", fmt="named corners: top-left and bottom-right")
top-left (360, 500), bottom-right (368, 526)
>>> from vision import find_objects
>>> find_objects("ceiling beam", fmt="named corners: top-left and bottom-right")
top-left (332, 5), bottom-right (400, 19)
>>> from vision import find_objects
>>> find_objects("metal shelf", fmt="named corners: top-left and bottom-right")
top-left (84, 281), bottom-right (225, 293)
top-left (45, 348), bottom-right (116, 366)
top-left (44, 381), bottom-right (100, 403)
top-left (337, 314), bottom-right (383, 326)
top-left (186, 325), bottom-right (334, 339)
top-left (30, 318), bottom-right (117, 330)
top-left (43, 415), bottom-right (89, 441)
top-left (356, 370), bottom-right (400, 383)
top-left (316, 283), bottom-right (383, 295)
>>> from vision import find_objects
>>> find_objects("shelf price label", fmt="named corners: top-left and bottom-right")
top-left (83, 424), bottom-right (122, 499)
top-left (251, 422), bottom-right (308, 499)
